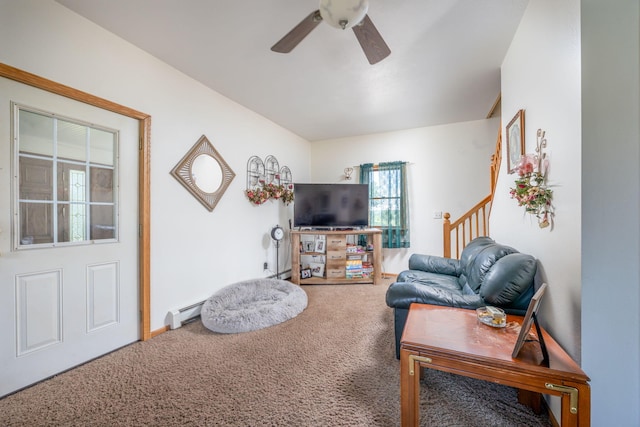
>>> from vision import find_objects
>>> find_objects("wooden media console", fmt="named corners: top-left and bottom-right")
top-left (290, 228), bottom-right (382, 285)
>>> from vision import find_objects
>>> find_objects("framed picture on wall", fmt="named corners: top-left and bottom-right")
top-left (506, 109), bottom-right (525, 174)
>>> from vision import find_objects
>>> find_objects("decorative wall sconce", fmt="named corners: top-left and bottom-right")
top-left (264, 155), bottom-right (280, 186)
top-left (246, 155), bottom-right (265, 188)
top-left (344, 167), bottom-right (354, 180)
top-left (279, 166), bottom-right (292, 187)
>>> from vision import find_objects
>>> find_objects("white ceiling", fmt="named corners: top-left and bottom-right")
top-left (55, 0), bottom-right (528, 141)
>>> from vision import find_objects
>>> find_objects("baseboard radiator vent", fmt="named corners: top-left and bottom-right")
top-left (167, 300), bottom-right (206, 330)
top-left (268, 269), bottom-right (292, 280)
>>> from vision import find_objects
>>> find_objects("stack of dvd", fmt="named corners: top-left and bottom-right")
top-left (346, 259), bottom-right (363, 279)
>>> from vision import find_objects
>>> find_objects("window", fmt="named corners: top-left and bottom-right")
top-left (15, 106), bottom-right (118, 248)
top-left (68, 169), bottom-right (87, 241)
top-left (360, 162), bottom-right (410, 248)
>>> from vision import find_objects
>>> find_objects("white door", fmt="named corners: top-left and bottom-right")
top-left (0, 77), bottom-right (139, 397)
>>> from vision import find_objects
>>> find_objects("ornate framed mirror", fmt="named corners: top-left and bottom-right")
top-left (170, 135), bottom-right (235, 211)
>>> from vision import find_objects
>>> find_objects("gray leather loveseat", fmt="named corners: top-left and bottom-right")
top-left (386, 237), bottom-right (537, 358)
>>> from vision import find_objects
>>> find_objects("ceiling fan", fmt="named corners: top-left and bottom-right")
top-left (270, 0), bottom-right (391, 65)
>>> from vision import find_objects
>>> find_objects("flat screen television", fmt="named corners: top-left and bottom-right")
top-left (293, 183), bottom-right (369, 229)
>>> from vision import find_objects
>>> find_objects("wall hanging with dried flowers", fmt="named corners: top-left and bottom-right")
top-left (509, 129), bottom-right (554, 228)
top-left (245, 155), bottom-right (294, 205)
top-left (245, 183), bottom-right (294, 206)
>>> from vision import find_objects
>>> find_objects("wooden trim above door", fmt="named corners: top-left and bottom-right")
top-left (0, 62), bottom-right (152, 341)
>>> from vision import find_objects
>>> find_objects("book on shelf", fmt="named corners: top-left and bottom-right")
top-left (345, 259), bottom-right (363, 279)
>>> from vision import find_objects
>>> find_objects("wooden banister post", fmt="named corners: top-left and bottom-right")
top-left (490, 154), bottom-right (496, 196)
top-left (443, 212), bottom-right (451, 258)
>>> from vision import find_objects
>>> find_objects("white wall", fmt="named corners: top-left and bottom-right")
top-left (0, 0), bottom-right (311, 330)
top-left (497, 1), bottom-right (640, 423)
top-left (493, 0), bottom-right (582, 362)
top-left (310, 118), bottom-right (499, 274)
top-left (581, 1), bottom-right (640, 425)
top-left (493, 1), bottom-right (581, 419)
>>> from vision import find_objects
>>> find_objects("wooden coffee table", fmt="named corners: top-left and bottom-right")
top-left (400, 303), bottom-right (590, 426)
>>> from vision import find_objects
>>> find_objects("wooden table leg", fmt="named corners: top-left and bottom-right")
top-left (400, 349), bottom-right (419, 427)
top-left (548, 381), bottom-right (590, 427)
top-left (577, 383), bottom-right (591, 427)
top-left (560, 392), bottom-right (575, 427)
top-left (518, 389), bottom-right (543, 414)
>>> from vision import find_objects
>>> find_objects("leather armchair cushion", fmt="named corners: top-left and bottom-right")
top-left (479, 252), bottom-right (537, 312)
top-left (396, 270), bottom-right (461, 292)
top-left (407, 254), bottom-right (460, 276)
top-left (457, 236), bottom-right (496, 289)
top-left (385, 280), bottom-right (483, 310)
top-left (389, 270), bottom-right (464, 309)
top-left (464, 243), bottom-right (519, 292)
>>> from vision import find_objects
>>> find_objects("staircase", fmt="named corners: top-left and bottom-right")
top-left (443, 128), bottom-right (502, 259)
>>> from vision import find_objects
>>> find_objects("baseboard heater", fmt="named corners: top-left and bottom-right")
top-left (268, 269), bottom-right (292, 280)
top-left (167, 300), bottom-right (206, 330)
top-left (167, 271), bottom-right (292, 330)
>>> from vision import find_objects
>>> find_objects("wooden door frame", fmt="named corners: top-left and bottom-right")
top-left (0, 63), bottom-right (152, 341)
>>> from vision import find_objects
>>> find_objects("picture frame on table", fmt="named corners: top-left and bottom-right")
top-left (512, 283), bottom-right (548, 360)
top-left (309, 262), bottom-right (325, 278)
top-left (304, 241), bottom-right (315, 253)
top-left (506, 109), bottom-right (525, 174)
top-left (300, 268), bottom-right (312, 279)
top-left (314, 238), bottom-right (325, 253)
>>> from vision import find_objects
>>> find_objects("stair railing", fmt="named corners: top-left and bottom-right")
top-left (443, 195), bottom-right (492, 259)
top-left (443, 129), bottom-right (502, 259)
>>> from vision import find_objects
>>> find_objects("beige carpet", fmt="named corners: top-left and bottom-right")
top-left (0, 283), bottom-right (551, 426)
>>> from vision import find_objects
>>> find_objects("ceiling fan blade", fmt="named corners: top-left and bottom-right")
top-left (352, 15), bottom-right (391, 65)
top-left (271, 10), bottom-right (323, 53)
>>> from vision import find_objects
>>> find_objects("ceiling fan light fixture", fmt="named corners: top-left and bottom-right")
top-left (271, 0), bottom-right (389, 65)
top-left (319, 0), bottom-right (369, 30)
